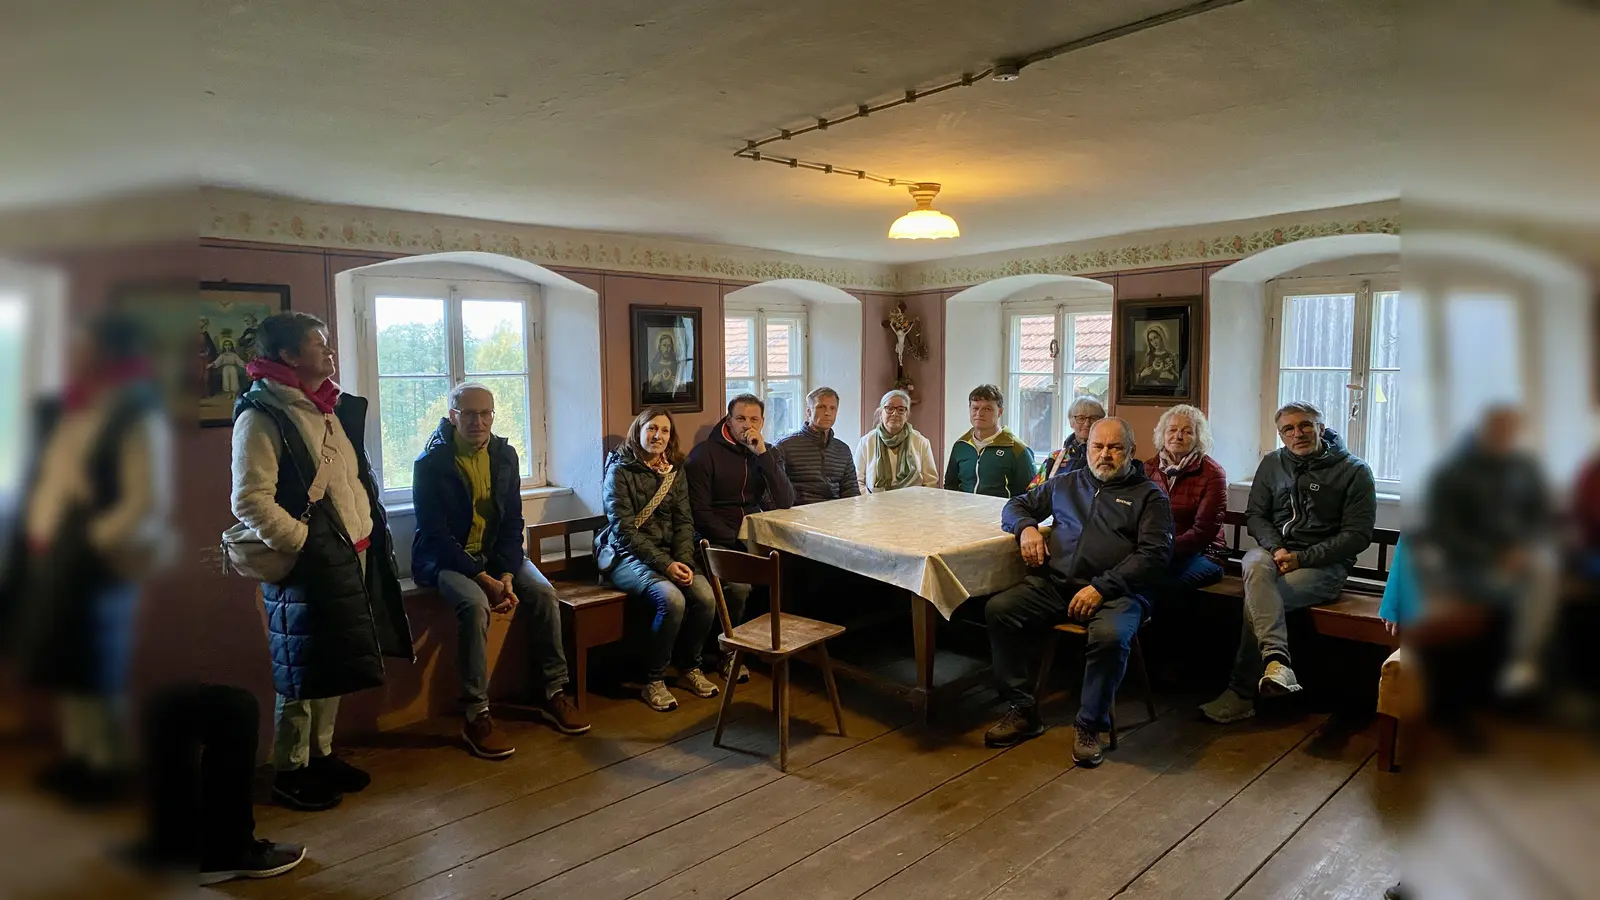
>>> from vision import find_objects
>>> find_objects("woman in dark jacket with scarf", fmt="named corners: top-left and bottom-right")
top-left (1143, 404), bottom-right (1227, 588)
top-left (602, 407), bottom-right (721, 712)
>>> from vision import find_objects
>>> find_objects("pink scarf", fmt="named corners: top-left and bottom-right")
top-left (246, 358), bottom-right (341, 415)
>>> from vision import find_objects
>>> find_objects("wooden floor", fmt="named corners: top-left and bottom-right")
top-left (200, 669), bottom-right (1406, 900)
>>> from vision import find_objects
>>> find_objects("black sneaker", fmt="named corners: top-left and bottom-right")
top-left (984, 705), bottom-right (1045, 748)
top-left (1071, 724), bottom-right (1105, 767)
top-left (309, 753), bottom-right (371, 793)
top-left (199, 839), bottom-right (306, 885)
top-left (272, 767), bottom-right (342, 811)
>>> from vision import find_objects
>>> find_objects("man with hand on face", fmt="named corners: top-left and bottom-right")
top-left (686, 394), bottom-right (795, 681)
top-left (983, 418), bottom-right (1172, 767)
top-left (412, 383), bottom-right (589, 761)
top-left (1200, 401), bottom-right (1375, 725)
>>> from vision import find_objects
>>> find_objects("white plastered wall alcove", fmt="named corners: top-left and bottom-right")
top-left (334, 251), bottom-right (604, 575)
top-left (943, 274), bottom-right (1116, 456)
top-left (721, 279), bottom-right (864, 447)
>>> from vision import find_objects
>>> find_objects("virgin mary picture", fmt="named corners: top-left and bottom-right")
top-left (1136, 323), bottom-right (1180, 386)
top-left (631, 305), bottom-right (702, 412)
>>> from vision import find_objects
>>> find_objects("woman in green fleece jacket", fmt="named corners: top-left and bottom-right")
top-left (944, 384), bottom-right (1036, 499)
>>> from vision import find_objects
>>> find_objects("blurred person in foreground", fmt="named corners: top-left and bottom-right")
top-left (1575, 448), bottom-right (1600, 578)
top-left (1407, 405), bottom-right (1560, 721)
top-left (985, 418), bottom-right (1172, 767)
top-left (230, 312), bottom-right (413, 811)
top-left (1201, 401), bottom-right (1376, 724)
top-left (5, 312), bottom-right (173, 805)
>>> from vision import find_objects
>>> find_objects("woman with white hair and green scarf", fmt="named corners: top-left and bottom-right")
top-left (853, 389), bottom-right (939, 493)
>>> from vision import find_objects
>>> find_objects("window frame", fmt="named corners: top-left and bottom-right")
top-left (1264, 273), bottom-right (1402, 490)
top-left (354, 274), bottom-right (547, 506)
top-left (724, 299), bottom-right (808, 439)
top-left (1001, 297), bottom-right (1113, 447)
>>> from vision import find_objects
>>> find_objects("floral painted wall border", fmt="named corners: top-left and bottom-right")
top-left (200, 189), bottom-right (899, 292)
top-left (896, 210), bottom-right (1401, 291)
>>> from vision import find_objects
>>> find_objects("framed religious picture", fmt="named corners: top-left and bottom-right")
top-left (198, 281), bottom-right (290, 426)
top-left (631, 305), bottom-right (701, 413)
top-left (1114, 296), bottom-right (1202, 405)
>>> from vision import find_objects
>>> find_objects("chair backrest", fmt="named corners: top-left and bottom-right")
top-left (700, 540), bottom-right (782, 650)
top-left (527, 514), bottom-right (609, 577)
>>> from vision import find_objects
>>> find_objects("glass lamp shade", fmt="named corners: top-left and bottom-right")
top-left (887, 209), bottom-right (961, 240)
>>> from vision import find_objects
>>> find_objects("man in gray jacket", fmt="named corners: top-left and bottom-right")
top-left (1201, 401), bottom-right (1376, 724)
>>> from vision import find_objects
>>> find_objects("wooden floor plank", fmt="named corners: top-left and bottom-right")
top-left (981, 714), bottom-right (1329, 900)
top-left (1230, 758), bottom-right (1403, 900)
top-left (729, 698), bottom-right (1173, 900)
top-left (242, 680), bottom-right (782, 880)
top-left (1115, 722), bottom-right (1376, 899)
top-left (857, 711), bottom-right (1233, 900)
top-left (377, 687), bottom-right (897, 900)
top-left (248, 687), bottom-right (734, 862)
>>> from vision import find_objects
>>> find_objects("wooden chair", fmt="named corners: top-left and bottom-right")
top-left (700, 540), bottom-right (846, 772)
top-left (1032, 623), bottom-right (1157, 750)
top-left (527, 515), bottom-right (627, 711)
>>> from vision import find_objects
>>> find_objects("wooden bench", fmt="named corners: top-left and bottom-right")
top-left (528, 515), bottom-right (627, 712)
top-left (1204, 510), bottom-right (1401, 650)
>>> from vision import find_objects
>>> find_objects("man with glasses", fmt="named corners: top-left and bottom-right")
top-left (412, 383), bottom-right (589, 759)
top-left (1200, 401), bottom-right (1376, 724)
top-left (1029, 396), bottom-right (1106, 488)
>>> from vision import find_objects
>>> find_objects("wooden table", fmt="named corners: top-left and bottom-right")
top-left (739, 487), bottom-right (1027, 721)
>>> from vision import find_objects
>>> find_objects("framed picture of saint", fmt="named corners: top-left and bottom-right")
top-left (1114, 296), bottom-right (1202, 405)
top-left (631, 305), bottom-right (701, 412)
top-left (198, 281), bottom-right (290, 426)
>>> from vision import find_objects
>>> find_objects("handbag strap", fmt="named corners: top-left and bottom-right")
top-left (634, 470), bottom-right (677, 528)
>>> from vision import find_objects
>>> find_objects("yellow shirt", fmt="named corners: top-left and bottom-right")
top-left (454, 432), bottom-right (494, 556)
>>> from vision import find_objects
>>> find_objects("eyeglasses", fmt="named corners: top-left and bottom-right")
top-left (1070, 415), bottom-right (1103, 425)
top-left (884, 406), bottom-right (909, 414)
top-left (455, 409), bottom-right (495, 421)
top-left (1278, 422), bottom-right (1318, 436)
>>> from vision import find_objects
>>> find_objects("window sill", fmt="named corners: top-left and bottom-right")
top-left (384, 484), bottom-right (574, 517)
top-left (1227, 479), bottom-right (1402, 504)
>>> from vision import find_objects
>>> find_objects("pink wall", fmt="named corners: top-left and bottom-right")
top-left (37, 235), bottom-right (1244, 745)
top-left (601, 274), bottom-right (725, 447)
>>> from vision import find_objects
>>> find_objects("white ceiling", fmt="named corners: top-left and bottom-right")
top-left (4, 0), bottom-right (1402, 262)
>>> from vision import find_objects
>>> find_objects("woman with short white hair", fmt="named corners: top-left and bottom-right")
top-left (1144, 403), bottom-right (1227, 587)
top-left (1028, 395), bottom-right (1106, 488)
top-left (854, 389), bottom-right (939, 493)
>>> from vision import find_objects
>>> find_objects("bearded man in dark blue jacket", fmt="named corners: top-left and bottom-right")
top-left (984, 417), bottom-right (1173, 767)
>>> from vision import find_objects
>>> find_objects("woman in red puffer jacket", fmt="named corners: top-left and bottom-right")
top-left (1143, 404), bottom-right (1228, 588)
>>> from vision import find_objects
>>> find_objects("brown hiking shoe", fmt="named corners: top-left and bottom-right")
top-left (535, 691), bottom-right (592, 735)
top-left (462, 713), bottom-right (515, 760)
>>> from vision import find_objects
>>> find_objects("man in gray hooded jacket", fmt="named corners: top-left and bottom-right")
top-left (1201, 401), bottom-right (1376, 724)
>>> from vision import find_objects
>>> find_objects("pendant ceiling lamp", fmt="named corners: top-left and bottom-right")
top-left (887, 183), bottom-right (960, 240)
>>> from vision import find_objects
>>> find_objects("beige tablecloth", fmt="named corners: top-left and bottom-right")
top-left (737, 487), bottom-right (1028, 619)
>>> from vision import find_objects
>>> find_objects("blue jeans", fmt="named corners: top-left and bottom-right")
top-left (985, 575), bottom-right (1145, 732)
top-left (436, 558), bottom-right (569, 719)
top-left (609, 555), bottom-right (718, 682)
top-left (1168, 553), bottom-right (1224, 589)
top-left (1229, 547), bottom-right (1348, 698)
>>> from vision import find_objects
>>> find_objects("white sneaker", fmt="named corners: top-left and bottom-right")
top-left (678, 668), bottom-right (720, 699)
top-left (1498, 660), bottom-right (1541, 697)
top-left (720, 655), bottom-right (750, 684)
top-left (1258, 660), bottom-right (1303, 697)
top-left (641, 681), bottom-right (679, 712)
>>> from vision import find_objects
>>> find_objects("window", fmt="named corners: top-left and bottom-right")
top-left (1004, 302), bottom-right (1112, 453)
top-left (724, 303), bottom-right (806, 438)
top-left (1269, 275), bottom-right (1401, 486)
top-left (0, 293), bottom-right (26, 494)
top-left (356, 276), bottom-right (544, 501)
